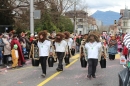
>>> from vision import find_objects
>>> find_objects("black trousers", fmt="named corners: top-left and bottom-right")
top-left (3, 55), bottom-right (10, 65)
top-left (125, 55), bottom-right (127, 60)
top-left (88, 59), bottom-right (98, 76)
top-left (39, 56), bottom-right (47, 75)
top-left (56, 52), bottom-right (65, 69)
top-left (109, 54), bottom-right (115, 60)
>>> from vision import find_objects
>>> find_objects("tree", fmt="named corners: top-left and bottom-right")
top-left (58, 16), bottom-right (73, 32)
top-left (0, 0), bottom-right (15, 32)
top-left (35, 10), bottom-right (59, 33)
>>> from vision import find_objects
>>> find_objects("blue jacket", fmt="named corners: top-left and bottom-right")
top-left (0, 38), bottom-right (5, 51)
top-left (108, 45), bottom-right (117, 55)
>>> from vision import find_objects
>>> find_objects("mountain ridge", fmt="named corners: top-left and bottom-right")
top-left (92, 10), bottom-right (120, 25)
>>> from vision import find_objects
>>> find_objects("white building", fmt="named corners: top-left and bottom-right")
top-left (120, 7), bottom-right (130, 33)
top-left (65, 10), bottom-right (89, 35)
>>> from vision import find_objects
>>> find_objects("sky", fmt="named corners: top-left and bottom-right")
top-left (82, 0), bottom-right (130, 14)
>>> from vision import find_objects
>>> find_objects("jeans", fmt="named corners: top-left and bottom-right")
top-left (0, 51), bottom-right (3, 65)
top-left (88, 59), bottom-right (98, 76)
top-left (39, 56), bottom-right (47, 74)
top-left (3, 55), bottom-right (10, 65)
top-left (56, 52), bottom-right (65, 69)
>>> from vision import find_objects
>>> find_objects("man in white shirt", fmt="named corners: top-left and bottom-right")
top-left (85, 34), bottom-right (102, 79)
top-left (55, 33), bottom-right (67, 71)
top-left (37, 31), bottom-right (51, 78)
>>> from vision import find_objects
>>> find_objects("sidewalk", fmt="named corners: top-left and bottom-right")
top-left (0, 59), bottom-right (32, 72)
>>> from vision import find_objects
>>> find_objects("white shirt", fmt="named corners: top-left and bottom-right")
top-left (85, 42), bottom-right (101, 59)
top-left (67, 38), bottom-right (73, 49)
top-left (55, 40), bottom-right (67, 52)
top-left (38, 40), bottom-right (51, 57)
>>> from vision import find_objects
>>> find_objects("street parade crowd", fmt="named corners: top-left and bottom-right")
top-left (0, 30), bottom-right (128, 79)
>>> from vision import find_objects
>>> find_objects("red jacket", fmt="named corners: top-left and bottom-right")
top-left (123, 46), bottom-right (128, 55)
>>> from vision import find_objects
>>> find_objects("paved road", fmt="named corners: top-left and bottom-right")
top-left (0, 54), bottom-right (123, 86)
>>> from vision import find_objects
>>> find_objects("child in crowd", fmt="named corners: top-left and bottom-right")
top-left (11, 44), bottom-right (19, 68)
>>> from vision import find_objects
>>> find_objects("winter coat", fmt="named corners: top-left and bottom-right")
top-left (2, 38), bottom-right (11, 55)
top-left (108, 39), bottom-right (117, 55)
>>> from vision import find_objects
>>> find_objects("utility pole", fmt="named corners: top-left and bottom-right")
top-left (30, 0), bottom-right (34, 34)
top-left (73, 0), bottom-right (76, 34)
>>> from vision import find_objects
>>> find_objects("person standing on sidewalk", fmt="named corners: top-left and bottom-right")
top-left (2, 35), bottom-right (11, 68)
top-left (11, 34), bottom-right (25, 67)
top-left (0, 33), bottom-right (5, 66)
top-left (37, 30), bottom-right (51, 78)
top-left (55, 33), bottom-right (67, 71)
top-left (85, 33), bottom-right (102, 79)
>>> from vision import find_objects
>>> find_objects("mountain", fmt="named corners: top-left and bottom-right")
top-left (92, 10), bottom-right (120, 25)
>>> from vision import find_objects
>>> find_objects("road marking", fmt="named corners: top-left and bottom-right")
top-left (70, 54), bottom-right (79, 59)
top-left (37, 55), bottom-right (79, 86)
top-left (65, 59), bottom-right (78, 68)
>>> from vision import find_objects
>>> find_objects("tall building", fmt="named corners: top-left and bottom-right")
top-left (120, 7), bottom-right (130, 33)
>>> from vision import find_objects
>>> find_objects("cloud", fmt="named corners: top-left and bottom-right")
top-left (83, 0), bottom-right (130, 14)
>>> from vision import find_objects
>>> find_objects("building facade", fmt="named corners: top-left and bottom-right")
top-left (65, 10), bottom-right (88, 35)
top-left (120, 7), bottom-right (130, 33)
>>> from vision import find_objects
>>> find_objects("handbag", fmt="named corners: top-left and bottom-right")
top-left (48, 56), bottom-right (54, 67)
top-left (80, 56), bottom-right (87, 68)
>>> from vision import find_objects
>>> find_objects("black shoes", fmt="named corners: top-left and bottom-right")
top-left (41, 74), bottom-right (46, 78)
top-left (66, 63), bottom-right (70, 66)
top-left (56, 68), bottom-right (63, 71)
top-left (92, 75), bottom-right (96, 78)
top-left (87, 75), bottom-right (96, 79)
top-left (87, 75), bottom-right (91, 79)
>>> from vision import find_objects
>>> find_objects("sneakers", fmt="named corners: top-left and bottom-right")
top-left (6, 66), bottom-right (10, 69)
top-left (41, 74), bottom-right (46, 78)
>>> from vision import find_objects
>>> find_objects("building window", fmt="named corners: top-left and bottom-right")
top-left (123, 21), bottom-right (127, 26)
top-left (78, 19), bottom-right (83, 22)
top-left (78, 25), bottom-right (83, 28)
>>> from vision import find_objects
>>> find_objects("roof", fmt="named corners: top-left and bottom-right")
top-left (65, 10), bottom-right (88, 18)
